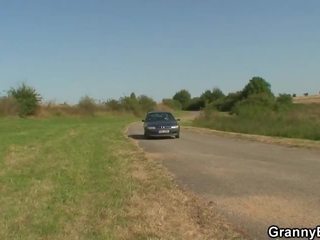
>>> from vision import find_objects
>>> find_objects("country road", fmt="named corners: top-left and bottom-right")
top-left (128, 122), bottom-right (320, 239)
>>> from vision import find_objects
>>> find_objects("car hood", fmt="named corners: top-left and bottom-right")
top-left (146, 121), bottom-right (178, 126)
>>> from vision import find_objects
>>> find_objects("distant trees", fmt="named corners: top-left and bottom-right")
top-left (200, 88), bottom-right (225, 104)
top-left (173, 89), bottom-right (191, 110)
top-left (186, 97), bottom-right (205, 111)
top-left (171, 88), bottom-right (225, 111)
top-left (105, 92), bottom-right (156, 116)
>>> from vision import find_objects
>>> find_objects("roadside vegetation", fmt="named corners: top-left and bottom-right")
top-left (191, 77), bottom-right (320, 140)
top-left (0, 83), bottom-right (157, 118)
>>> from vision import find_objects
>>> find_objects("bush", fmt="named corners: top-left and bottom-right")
top-left (162, 98), bottom-right (182, 110)
top-left (232, 93), bottom-right (275, 116)
top-left (138, 95), bottom-right (156, 112)
top-left (276, 94), bottom-right (293, 105)
top-left (105, 99), bottom-right (123, 111)
top-left (0, 96), bottom-right (19, 116)
top-left (216, 91), bottom-right (242, 112)
top-left (120, 94), bottom-right (141, 116)
top-left (186, 97), bottom-right (205, 111)
top-left (78, 96), bottom-right (97, 116)
top-left (8, 83), bottom-right (41, 117)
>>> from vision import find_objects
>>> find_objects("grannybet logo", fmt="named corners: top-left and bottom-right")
top-left (268, 225), bottom-right (320, 240)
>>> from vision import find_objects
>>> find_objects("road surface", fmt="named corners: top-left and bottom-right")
top-left (128, 123), bottom-right (320, 239)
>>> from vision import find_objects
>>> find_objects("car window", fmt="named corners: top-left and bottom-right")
top-left (146, 113), bottom-right (175, 122)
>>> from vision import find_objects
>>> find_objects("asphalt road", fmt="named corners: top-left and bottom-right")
top-left (128, 123), bottom-right (320, 239)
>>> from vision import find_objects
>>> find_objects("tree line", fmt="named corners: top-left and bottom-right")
top-left (164, 76), bottom-right (293, 114)
top-left (0, 76), bottom-right (298, 117)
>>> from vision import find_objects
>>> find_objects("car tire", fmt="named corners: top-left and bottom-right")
top-left (175, 133), bottom-right (180, 139)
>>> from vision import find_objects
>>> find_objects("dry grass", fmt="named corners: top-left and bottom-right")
top-left (293, 95), bottom-right (320, 104)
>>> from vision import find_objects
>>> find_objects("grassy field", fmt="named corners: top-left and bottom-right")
top-left (293, 95), bottom-right (320, 104)
top-left (0, 115), bottom-right (241, 240)
top-left (193, 104), bottom-right (320, 141)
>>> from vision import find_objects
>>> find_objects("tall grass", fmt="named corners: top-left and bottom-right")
top-left (194, 104), bottom-right (320, 140)
top-left (0, 96), bottom-right (19, 116)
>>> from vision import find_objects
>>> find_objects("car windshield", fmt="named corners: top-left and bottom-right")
top-left (146, 112), bottom-right (175, 122)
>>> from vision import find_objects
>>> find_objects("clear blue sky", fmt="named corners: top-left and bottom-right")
top-left (1, 0), bottom-right (320, 103)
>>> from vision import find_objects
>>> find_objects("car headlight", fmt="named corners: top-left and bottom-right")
top-left (147, 126), bottom-right (156, 130)
top-left (171, 125), bottom-right (179, 129)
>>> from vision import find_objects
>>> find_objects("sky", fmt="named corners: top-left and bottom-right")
top-left (1, 0), bottom-right (320, 103)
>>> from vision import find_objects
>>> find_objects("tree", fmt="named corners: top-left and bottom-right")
top-left (8, 83), bottom-right (41, 117)
top-left (173, 89), bottom-right (191, 110)
top-left (200, 90), bottom-right (213, 104)
top-left (241, 77), bottom-right (274, 99)
top-left (200, 88), bottom-right (224, 105)
top-left (130, 92), bottom-right (137, 99)
top-left (138, 95), bottom-right (156, 112)
top-left (211, 88), bottom-right (225, 101)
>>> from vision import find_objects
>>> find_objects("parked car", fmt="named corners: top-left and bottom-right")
top-left (142, 111), bottom-right (180, 139)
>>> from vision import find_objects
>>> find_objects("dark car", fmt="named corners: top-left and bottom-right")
top-left (142, 111), bottom-right (180, 139)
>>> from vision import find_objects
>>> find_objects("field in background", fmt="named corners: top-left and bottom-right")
top-left (293, 95), bottom-right (320, 104)
top-left (0, 115), bottom-right (241, 240)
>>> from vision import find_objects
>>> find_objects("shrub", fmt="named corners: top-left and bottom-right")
top-left (78, 96), bottom-right (97, 116)
top-left (186, 97), bottom-right (205, 111)
top-left (8, 83), bottom-right (41, 117)
top-left (232, 93), bottom-right (275, 116)
top-left (162, 98), bottom-right (182, 110)
top-left (138, 95), bottom-right (156, 112)
top-left (276, 94), bottom-right (293, 105)
top-left (105, 99), bottom-right (123, 111)
top-left (120, 94), bottom-right (141, 116)
top-left (217, 91), bottom-right (242, 112)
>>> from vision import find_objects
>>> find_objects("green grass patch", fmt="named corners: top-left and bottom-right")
top-left (0, 115), bottom-right (138, 239)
